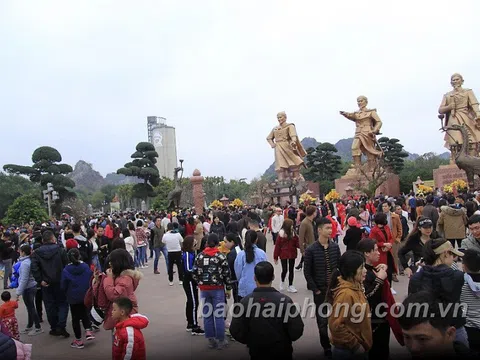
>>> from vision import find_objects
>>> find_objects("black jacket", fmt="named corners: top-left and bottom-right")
top-left (74, 235), bottom-right (93, 265)
top-left (0, 332), bottom-right (16, 360)
top-left (364, 264), bottom-right (386, 322)
top-left (303, 241), bottom-right (341, 293)
top-left (408, 264), bottom-right (465, 327)
top-left (343, 227), bottom-right (365, 251)
top-left (229, 287), bottom-right (304, 358)
top-left (31, 243), bottom-right (68, 285)
top-left (398, 233), bottom-right (426, 271)
top-left (210, 222), bottom-right (226, 240)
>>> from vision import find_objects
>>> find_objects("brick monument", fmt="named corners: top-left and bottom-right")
top-left (190, 169), bottom-right (205, 213)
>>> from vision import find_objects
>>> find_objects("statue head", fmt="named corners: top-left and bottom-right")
top-left (357, 96), bottom-right (368, 110)
top-left (277, 111), bottom-right (287, 125)
top-left (450, 73), bottom-right (464, 89)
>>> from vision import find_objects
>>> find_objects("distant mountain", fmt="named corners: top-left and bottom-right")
top-left (263, 137), bottom-right (450, 177)
top-left (68, 160), bottom-right (106, 191)
top-left (104, 172), bottom-right (143, 186)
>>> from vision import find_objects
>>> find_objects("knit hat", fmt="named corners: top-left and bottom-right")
top-left (347, 217), bottom-right (359, 228)
top-left (65, 239), bottom-right (79, 250)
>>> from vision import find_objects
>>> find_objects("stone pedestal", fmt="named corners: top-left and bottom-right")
top-left (190, 169), bottom-right (205, 213)
top-left (267, 180), bottom-right (308, 206)
top-left (433, 164), bottom-right (467, 190)
top-left (335, 169), bottom-right (400, 197)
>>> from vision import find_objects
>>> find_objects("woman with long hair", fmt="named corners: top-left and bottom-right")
top-left (327, 251), bottom-right (372, 359)
top-left (273, 219), bottom-right (299, 293)
top-left (369, 213), bottom-right (396, 285)
top-left (408, 238), bottom-right (467, 346)
top-left (101, 249), bottom-right (142, 331)
top-left (398, 216), bottom-right (435, 278)
top-left (87, 229), bottom-right (101, 271)
top-left (181, 236), bottom-right (204, 335)
top-left (234, 230), bottom-right (267, 301)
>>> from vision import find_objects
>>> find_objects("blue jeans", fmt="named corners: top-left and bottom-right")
top-left (200, 289), bottom-right (226, 341)
top-left (92, 254), bottom-right (101, 271)
top-left (23, 287), bottom-right (41, 329)
top-left (42, 283), bottom-right (69, 331)
top-left (154, 247), bottom-right (169, 272)
top-left (137, 246), bottom-right (147, 266)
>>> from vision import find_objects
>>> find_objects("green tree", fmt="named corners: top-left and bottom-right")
top-left (203, 176), bottom-right (226, 204)
top-left (398, 153), bottom-right (449, 193)
top-left (100, 184), bottom-right (119, 202)
top-left (3, 194), bottom-right (49, 225)
top-left (355, 137), bottom-right (408, 198)
top-left (117, 142), bottom-right (160, 200)
top-left (224, 179), bottom-right (250, 201)
top-left (91, 191), bottom-right (106, 209)
top-left (3, 146), bottom-right (75, 202)
top-left (118, 184), bottom-right (134, 209)
top-left (152, 177), bottom-right (174, 211)
top-left (303, 143), bottom-right (342, 194)
top-left (377, 137), bottom-right (409, 174)
top-left (0, 173), bottom-right (41, 219)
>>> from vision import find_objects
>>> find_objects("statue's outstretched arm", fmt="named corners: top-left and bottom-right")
top-left (340, 111), bottom-right (356, 121)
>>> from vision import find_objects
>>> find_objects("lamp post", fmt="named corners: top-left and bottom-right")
top-left (42, 182), bottom-right (59, 217)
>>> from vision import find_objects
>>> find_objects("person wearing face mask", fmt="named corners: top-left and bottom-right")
top-left (408, 239), bottom-right (468, 347)
top-left (399, 217), bottom-right (436, 278)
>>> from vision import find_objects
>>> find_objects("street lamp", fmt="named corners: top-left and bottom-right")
top-left (43, 182), bottom-right (59, 217)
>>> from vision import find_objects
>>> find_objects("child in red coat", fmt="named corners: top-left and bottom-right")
top-left (273, 219), bottom-right (300, 293)
top-left (112, 297), bottom-right (149, 360)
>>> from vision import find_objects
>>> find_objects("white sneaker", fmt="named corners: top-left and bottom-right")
top-left (287, 285), bottom-right (298, 293)
top-left (28, 328), bottom-right (44, 336)
top-left (391, 288), bottom-right (397, 295)
top-left (279, 281), bottom-right (285, 291)
top-left (19, 327), bottom-right (33, 334)
top-left (169, 282), bottom-right (174, 286)
top-left (143, 264), bottom-right (149, 268)
top-left (179, 281), bottom-right (183, 285)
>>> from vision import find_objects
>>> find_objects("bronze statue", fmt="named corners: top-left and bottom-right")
top-left (439, 73), bottom-right (480, 158)
top-left (340, 96), bottom-right (383, 169)
top-left (266, 111), bottom-right (307, 182)
top-left (441, 123), bottom-right (480, 192)
top-left (167, 162), bottom-right (184, 210)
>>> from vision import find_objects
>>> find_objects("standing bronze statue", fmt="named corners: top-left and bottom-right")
top-left (266, 111), bottom-right (307, 182)
top-left (340, 96), bottom-right (383, 169)
top-left (438, 73), bottom-right (480, 158)
top-left (167, 160), bottom-right (184, 210)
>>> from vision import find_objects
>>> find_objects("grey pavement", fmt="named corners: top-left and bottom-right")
top-left (10, 234), bottom-right (409, 360)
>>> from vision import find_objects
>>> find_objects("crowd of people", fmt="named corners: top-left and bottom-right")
top-left (0, 189), bottom-right (479, 359)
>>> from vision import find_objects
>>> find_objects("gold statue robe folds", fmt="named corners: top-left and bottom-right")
top-left (343, 109), bottom-right (383, 158)
top-left (267, 123), bottom-right (306, 171)
top-left (440, 88), bottom-right (480, 148)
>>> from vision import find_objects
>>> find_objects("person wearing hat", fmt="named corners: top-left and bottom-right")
top-left (408, 238), bottom-right (468, 347)
top-left (343, 217), bottom-right (366, 252)
top-left (399, 216), bottom-right (436, 278)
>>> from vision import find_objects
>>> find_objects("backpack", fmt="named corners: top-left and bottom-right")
top-left (9, 262), bottom-right (22, 289)
top-left (84, 273), bottom-right (110, 326)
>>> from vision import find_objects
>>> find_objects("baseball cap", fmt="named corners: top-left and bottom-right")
top-left (418, 218), bottom-right (433, 228)
top-left (66, 239), bottom-right (79, 250)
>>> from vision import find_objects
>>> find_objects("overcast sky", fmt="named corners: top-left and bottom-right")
top-left (2, 0), bottom-right (480, 181)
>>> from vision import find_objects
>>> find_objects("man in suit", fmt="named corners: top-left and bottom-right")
top-left (381, 202), bottom-right (402, 282)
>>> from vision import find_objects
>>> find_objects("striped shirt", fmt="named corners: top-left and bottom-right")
top-left (460, 273), bottom-right (480, 329)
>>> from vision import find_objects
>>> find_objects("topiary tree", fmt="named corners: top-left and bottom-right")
top-left (117, 142), bottom-right (160, 200)
top-left (3, 146), bottom-right (75, 202)
top-left (303, 143), bottom-right (342, 194)
top-left (3, 194), bottom-right (49, 225)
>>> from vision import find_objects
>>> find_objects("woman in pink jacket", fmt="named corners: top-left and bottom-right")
top-left (102, 249), bottom-right (143, 331)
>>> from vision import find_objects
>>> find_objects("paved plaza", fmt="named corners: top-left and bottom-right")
top-left (11, 235), bottom-right (409, 360)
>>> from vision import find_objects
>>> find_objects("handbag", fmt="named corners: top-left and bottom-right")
top-left (88, 276), bottom-right (106, 326)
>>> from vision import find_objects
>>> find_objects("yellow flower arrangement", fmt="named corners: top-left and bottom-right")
top-left (417, 184), bottom-right (433, 194)
top-left (299, 192), bottom-right (317, 204)
top-left (443, 179), bottom-right (467, 193)
top-left (209, 199), bottom-right (223, 208)
top-left (325, 189), bottom-right (341, 202)
top-left (231, 198), bottom-right (244, 207)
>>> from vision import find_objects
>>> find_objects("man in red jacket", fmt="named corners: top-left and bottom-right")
top-left (112, 297), bottom-right (149, 360)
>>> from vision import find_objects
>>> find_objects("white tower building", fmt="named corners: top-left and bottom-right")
top-left (147, 116), bottom-right (178, 179)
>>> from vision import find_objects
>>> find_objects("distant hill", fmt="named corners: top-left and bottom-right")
top-left (104, 172), bottom-right (142, 186)
top-left (263, 137), bottom-right (450, 177)
top-left (68, 160), bottom-right (106, 192)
